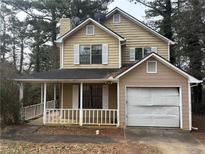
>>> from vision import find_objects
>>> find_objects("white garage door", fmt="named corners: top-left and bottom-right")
top-left (126, 87), bottom-right (180, 127)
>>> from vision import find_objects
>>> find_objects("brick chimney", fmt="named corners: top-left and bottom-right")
top-left (59, 18), bottom-right (71, 36)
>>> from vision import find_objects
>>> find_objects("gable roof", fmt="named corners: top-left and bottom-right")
top-left (115, 52), bottom-right (202, 83)
top-left (106, 7), bottom-right (175, 45)
top-left (55, 18), bottom-right (125, 43)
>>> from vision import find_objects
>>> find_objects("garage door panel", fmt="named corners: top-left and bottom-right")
top-left (127, 106), bottom-right (179, 115)
top-left (127, 115), bottom-right (179, 127)
top-left (127, 88), bottom-right (179, 106)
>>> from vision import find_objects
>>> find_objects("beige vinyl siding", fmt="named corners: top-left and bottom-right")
top-left (63, 83), bottom-right (117, 109)
top-left (104, 13), bottom-right (169, 65)
top-left (119, 57), bottom-right (189, 130)
top-left (63, 22), bottom-right (119, 68)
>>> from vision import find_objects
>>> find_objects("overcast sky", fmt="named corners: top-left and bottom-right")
top-left (108, 0), bottom-right (146, 21)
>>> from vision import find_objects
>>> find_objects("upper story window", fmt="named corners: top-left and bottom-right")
top-left (86, 25), bottom-right (94, 35)
top-left (130, 47), bottom-right (157, 61)
top-left (113, 14), bottom-right (121, 23)
top-left (79, 44), bottom-right (102, 64)
top-left (147, 61), bottom-right (157, 73)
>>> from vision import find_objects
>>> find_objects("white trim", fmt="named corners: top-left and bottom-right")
top-left (80, 82), bottom-right (83, 126)
top-left (125, 85), bottom-right (182, 128)
top-left (43, 82), bottom-right (47, 124)
top-left (61, 83), bottom-right (63, 109)
top-left (116, 53), bottom-right (202, 83)
top-left (60, 41), bottom-right (64, 68)
top-left (179, 86), bottom-right (183, 129)
top-left (188, 82), bottom-right (192, 130)
top-left (19, 83), bottom-right (24, 102)
top-left (117, 80), bottom-right (120, 127)
top-left (113, 13), bottom-right (121, 23)
top-left (55, 18), bottom-right (125, 43)
top-left (118, 40), bottom-right (121, 68)
top-left (86, 25), bottom-right (95, 35)
top-left (41, 84), bottom-right (43, 104)
top-left (106, 7), bottom-right (174, 44)
top-left (168, 43), bottom-right (170, 61)
top-left (147, 61), bottom-right (157, 73)
top-left (53, 84), bottom-right (56, 108)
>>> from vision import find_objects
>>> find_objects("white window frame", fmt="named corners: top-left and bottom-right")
top-left (147, 61), bottom-right (157, 73)
top-left (79, 44), bottom-right (102, 64)
top-left (86, 25), bottom-right (94, 35)
top-left (113, 14), bottom-right (121, 23)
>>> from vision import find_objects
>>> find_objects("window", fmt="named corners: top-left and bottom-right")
top-left (86, 25), bottom-right (94, 35)
top-left (130, 47), bottom-right (157, 61)
top-left (82, 85), bottom-right (102, 109)
top-left (113, 14), bottom-right (121, 23)
top-left (91, 45), bottom-right (102, 64)
top-left (79, 44), bottom-right (102, 64)
top-left (80, 45), bottom-right (90, 64)
top-left (135, 48), bottom-right (143, 60)
top-left (144, 47), bottom-right (157, 57)
top-left (147, 61), bottom-right (157, 73)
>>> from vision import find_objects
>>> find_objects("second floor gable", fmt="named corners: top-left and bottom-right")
top-left (56, 7), bottom-right (174, 69)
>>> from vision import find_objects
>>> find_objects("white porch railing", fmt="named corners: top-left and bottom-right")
top-left (45, 109), bottom-right (118, 126)
top-left (24, 100), bottom-right (56, 120)
top-left (45, 109), bottom-right (80, 124)
top-left (82, 109), bottom-right (117, 125)
top-left (24, 103), bottom-right (43, 120)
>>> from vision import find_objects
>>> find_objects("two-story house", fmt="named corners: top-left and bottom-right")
top-left (15, 7), bottom-right (201, 130)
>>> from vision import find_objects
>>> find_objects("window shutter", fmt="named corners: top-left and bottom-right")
top-left (102, 85), bottom-right (109, 109)
top-left (73, 44), bottom-right (79, 64)
top-left (102, 44), bottom-right (108, 64)
top-left (129, 48), bottom-right (135, 61)
top-left (72, 85), bottom-right (79, 109)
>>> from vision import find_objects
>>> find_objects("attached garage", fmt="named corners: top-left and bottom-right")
top-left (126, 87), bottom-right (180, 127)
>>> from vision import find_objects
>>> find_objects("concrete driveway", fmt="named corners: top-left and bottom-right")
top-left (125, 127), bottom-right (205, 154)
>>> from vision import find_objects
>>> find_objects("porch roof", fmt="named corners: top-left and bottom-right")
top-left (14, 68), bottom-right (120, 82)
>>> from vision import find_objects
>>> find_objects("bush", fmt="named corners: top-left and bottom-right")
top-left (0, 80), bottom-right (21, 128)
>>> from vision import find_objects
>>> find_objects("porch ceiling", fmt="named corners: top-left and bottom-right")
top-left (13, 68), bottom-right (120, 82)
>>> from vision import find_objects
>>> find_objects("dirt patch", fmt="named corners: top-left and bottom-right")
top-left (37, 125), bottom-right (124, 137)
top-left (192, 115), bottom-right (205, 144)
top-left (192, 115), bottom-right (205, 132)
top-left (0, 140), bottom-right (161, 154)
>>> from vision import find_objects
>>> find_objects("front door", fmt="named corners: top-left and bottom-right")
top-left (82, 84), bottom-right (102, 109)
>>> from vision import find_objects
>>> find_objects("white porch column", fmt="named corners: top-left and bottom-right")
top-left (79, 82), bottom-right (83, 126)
top-left (43, 82), bottom-right (47, 124)
top-left (41, 84), bottom-right (43, 103)
top-left (117, 80), bottom-right (120, 127)
top-left (54, 84), bottom-right (56, 108)
top-left (19, 83), bottom-right (24, 121)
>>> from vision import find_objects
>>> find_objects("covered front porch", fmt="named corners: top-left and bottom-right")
top-left (20, 81), bottom-right (119, 127)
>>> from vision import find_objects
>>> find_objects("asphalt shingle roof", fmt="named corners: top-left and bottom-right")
top-left (15, 69), bottom-right (119, 80)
